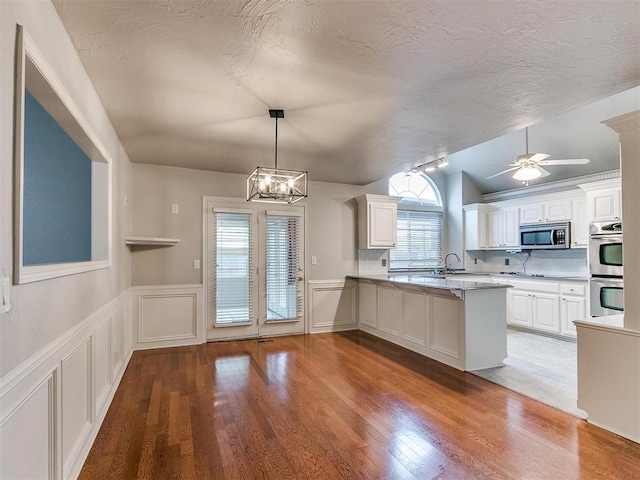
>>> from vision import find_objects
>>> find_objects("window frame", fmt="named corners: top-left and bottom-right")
top-left (388, 172), bottom-right (444, 271)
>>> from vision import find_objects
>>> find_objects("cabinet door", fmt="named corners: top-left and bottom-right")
top-left (488, 210), bottom-right (504, 248)
top-left (369, 202), bottom-right (397, 247)
top-left (359, 282), bottom-right (378, 328)
top-left (544, 199), bottom-right (571, 222)
top-left (503, 207), bottom-right (520, 247)
top-left (520, 204), bottom-right (543, 224)
top-left (571, 198), bottom-right (588, 247)
top-left (561, 295), bottom-right (585, 337)
top-left (430, 294), bottom-right (462, 359)
top-left (509, 290), bottom-right (533, 327)
top-left (532, 293), bottom-right (560, 333)
top-left (402, 290), bottom-right (428, 348)
top-left (589, 189), bottom-right (621, 222)
top-left (377, 284), bottom-right (401, 336)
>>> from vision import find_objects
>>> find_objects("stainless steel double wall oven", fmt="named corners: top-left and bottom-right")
top-left (589, 221), bottom-right (623, 316)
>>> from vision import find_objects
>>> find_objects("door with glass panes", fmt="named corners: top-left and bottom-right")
top-left (206, 199), bottom-right (305, 340)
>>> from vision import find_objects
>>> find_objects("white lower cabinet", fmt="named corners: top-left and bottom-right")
top-left (430, 294), bottom-right (462, 359)
top-left (560, 295), bottom-right (586, 337)
top-left (532, 293), bottom-right (560, 333)
top-left (509, 290), bottom-right (534, 328)
top-left (358, 280), bottom-right (378, 328)
top-left (505, 277), bottom-right (587, 338)
top-left (377, 284), bottom-right (401, 336)
top-left (401, 289), bottom-right (428, 347)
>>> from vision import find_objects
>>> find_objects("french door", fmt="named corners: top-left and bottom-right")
top-left (205, 198), bottom-right (305, 341)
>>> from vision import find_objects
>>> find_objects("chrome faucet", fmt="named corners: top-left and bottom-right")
top-left (444, 252), bottom-right (462, 273)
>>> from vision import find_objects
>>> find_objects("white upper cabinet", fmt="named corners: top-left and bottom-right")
top-left (356, 194), bottom-right (400, 249)
top-left (588, 188), bottom-right (621, 222)
top-left (579, 179), bottom-right (622, 222)
top-left (520, 199), bottom-right (571, 224)
top-left (488, 206), bottom-right (519, 249)
top-left (571, 198), bottom-right (589, 247)
top-left (463, 204), bottom-right (490, 250)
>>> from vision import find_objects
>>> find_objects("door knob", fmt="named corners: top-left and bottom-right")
top-left (298, 276), bottom-right (304, 282)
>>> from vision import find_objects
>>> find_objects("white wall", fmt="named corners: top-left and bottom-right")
top-left (0, 1), bottom-right (132, 376)
top-left (131, 163), bottom-right (366, 285)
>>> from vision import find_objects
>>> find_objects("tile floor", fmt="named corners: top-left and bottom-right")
top-left (472, 329), bottom-right (587, 418)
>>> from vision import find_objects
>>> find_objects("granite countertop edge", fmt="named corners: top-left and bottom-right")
top-left (346, 275), bottom-right (511, 291)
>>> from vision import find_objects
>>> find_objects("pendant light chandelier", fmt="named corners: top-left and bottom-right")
top-left (246, 109), bottom-right (308, 204)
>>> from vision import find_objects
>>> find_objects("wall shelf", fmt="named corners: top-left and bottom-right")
top-left (125, 236), bottom-right (181, 246)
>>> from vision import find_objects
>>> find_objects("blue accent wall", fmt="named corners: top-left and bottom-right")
top-left (23, 90), bottom-right (92, 265)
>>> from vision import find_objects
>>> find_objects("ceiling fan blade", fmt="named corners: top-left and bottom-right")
top-left (537, 158), bottom-right (590, 166)
top-left (536, 166), bottom-right (551, 178)
top-left (486, 166), bottom-right (521, 179)
top-left (528, 153), bottom-right (550, 163)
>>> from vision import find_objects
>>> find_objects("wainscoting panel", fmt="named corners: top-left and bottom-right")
top-left (62, 339), bottom-right (92, 469)
top-left (0, 371), bottom-right (55, 479)
top-left (94, 317), bottom-right (112, 415)
top-left (0, 289), bottom-right (132, 480)
top-left (308, 280), bottom-right (358, 333)
top-left (133, 285), bottom-right (204, 349)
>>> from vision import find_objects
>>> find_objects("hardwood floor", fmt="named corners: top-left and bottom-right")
top-left (80, 332), bottom-right (640, 479)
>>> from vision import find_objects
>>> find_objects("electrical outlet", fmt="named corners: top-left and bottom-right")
top-left (505, 258), bottom-right (510, 266)
top-left (474, 258), bottom-right (478, 265)
top-left (193, 259), bottom-right (200, 269)
top-left (381, 259), bottom-right (387, 267)
top-left (172, 204), bottom-right (179, 214)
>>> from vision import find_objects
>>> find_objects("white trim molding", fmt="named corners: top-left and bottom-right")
top-left (0, 289), bottom-right (132, 480)
top-left (132, 285), bottom-right (205, 350)
top-left (482, 170), bottom-right (620, 202)
top-left (308, 279), bottom-right (358, 333)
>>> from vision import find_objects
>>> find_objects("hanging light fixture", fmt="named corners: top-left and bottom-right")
top-left (246, 109), bottom-right (308, 204)
top-left (512, 164), bottom-right (542, 181)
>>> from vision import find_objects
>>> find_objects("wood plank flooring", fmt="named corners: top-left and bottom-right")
top-left (80, 332), bottom-right (640, 479)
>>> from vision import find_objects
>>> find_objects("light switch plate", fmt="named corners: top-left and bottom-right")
top-left (193, 259), bottom-right (200, 269)
top-left (1, 277), bottom-right (10, 314)
top-left (172, 204), bottom-right (179, 214)
top-left (311, 256), bottom-right (317, 265)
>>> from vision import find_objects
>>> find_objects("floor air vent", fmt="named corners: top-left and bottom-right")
top-left (255, 339), bottom-right (274, 344)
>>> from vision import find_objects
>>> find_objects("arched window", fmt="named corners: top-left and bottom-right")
top-left (388, 172), bottom-right (442, 206)
top-left (388, 172), bottom-right (443, 269)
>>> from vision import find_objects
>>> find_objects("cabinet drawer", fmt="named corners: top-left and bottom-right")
top-left (506, 279), bottom-right (560, 293)
top-left (560, 283), bottom-right (586, 296)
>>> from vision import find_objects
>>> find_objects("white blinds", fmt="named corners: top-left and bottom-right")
top-left (390, 209), bottom-right (443, 269)
top-left (265, 214), bottom-right (301, 321)
top-left (213, 212), bottom-right (253, 325)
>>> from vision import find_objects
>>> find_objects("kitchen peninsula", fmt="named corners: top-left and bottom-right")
top-left (348, 275), bottom-right (511, 371)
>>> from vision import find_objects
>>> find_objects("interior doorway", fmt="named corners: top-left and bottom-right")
top-left (204, 197), bottom-right (305, 341)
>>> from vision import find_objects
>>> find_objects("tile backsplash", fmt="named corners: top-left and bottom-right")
top-left (464, 248), bottom-right (588, 277)
top-left (358, 249), bottom-right (389, 275)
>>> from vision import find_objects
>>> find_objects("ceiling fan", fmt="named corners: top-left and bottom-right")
top-left (486, 127), bottom-right (590, 184)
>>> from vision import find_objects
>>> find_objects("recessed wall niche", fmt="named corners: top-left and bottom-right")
top-left (13, 25), bottom-right (112, 284)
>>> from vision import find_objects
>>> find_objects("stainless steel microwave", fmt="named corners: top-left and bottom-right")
top-left (519, 222), bottom-right (571, 249)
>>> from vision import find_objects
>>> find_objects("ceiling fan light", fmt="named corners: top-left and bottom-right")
top-left (513, 165), bottom-right (542, 181)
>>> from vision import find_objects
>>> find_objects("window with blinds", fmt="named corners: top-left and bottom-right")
top-left (390, 209), bottom-right (443, 269)
top-left (265, 214), bottom-right (300, 321)
top-left (214, 212), bottom-right (253, 325)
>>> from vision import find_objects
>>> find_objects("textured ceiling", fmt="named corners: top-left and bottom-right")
top-left (52, 0), bottom-right (640, 190)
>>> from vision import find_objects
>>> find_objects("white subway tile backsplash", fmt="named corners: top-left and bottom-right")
top-left (464, 249), bottom-right (587, 277)
top-left (358, 249), bottom-right (389, 275)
